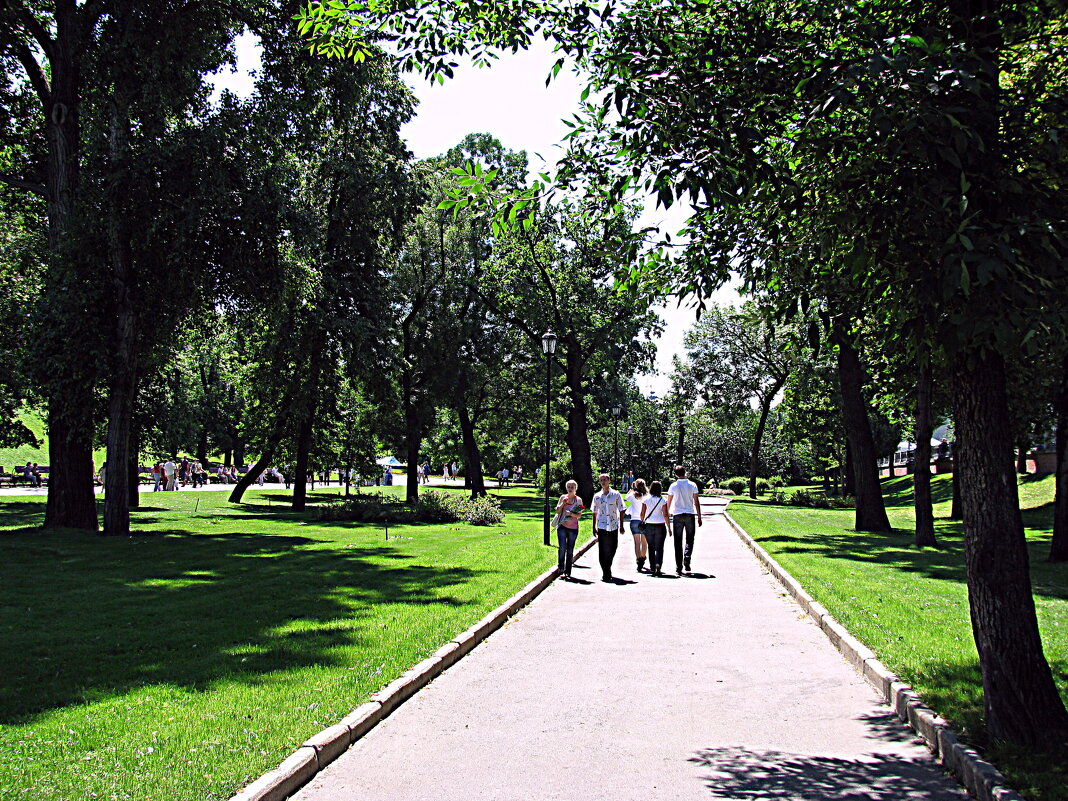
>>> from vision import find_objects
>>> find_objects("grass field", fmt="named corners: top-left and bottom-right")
top-left (728, 473), bottom-right (1067, 801)
top-left (0, 485), bottom-right (555, 800)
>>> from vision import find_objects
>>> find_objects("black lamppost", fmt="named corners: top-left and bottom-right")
top-left (611, 405), bottom-right (622, 483)
top-left (627, 425), bottom-right (633, 479)
top-left (541, 329), bottom-right (557, 546)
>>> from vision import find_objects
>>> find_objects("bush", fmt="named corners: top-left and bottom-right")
top-left (724, 476), bottom-right (748, 495)
top-left (783, 489), bottom-right (855, 509)
top-left (754, 477), bottom-right (771, 494)
top-left (456, 494), bottom-right (505, 526)
top-left (768, 489), bottom-right (788, 504)
top-left (413, 490), bottom-right (462, 523)
top-left (768, 476), bottom-right (785, 489)
top-left (315, 489), bottom-right (505, 526)
top-left (317, 493), bottom-right (415, 523)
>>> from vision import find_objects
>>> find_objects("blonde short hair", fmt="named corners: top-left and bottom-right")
top-left (565, 479), bottom-right (578, 489)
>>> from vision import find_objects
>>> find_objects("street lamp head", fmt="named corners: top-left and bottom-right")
top-left (541, 329), bottom-right (558, 355)
top-left (611, 405), bottom-right (622, 417)
top-left (627, 425), bottom-right (633, 434)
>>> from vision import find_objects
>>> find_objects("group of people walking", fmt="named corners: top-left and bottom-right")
top-left (554, 465), bottom-right (704, 582)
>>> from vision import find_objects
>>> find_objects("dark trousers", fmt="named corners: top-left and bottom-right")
top-left (645, 523), bottom-right (668, 571)
top-left (557, 526), bottom-right (579, 575)
top-left (672, 513), bottom-right (697, 570)
top-left (597, 528), bottom-right (619, 578)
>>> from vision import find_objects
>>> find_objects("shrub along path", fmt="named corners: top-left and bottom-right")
top-left (0, 487), bottom-right (554, 801)
top-left (294, 497), bottom-right (963, 801)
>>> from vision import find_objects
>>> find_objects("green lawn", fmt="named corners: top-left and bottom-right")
top-left (0, 486), bottom-right (555, 800)
top-left (729, 473), bottom-right (1068, 801)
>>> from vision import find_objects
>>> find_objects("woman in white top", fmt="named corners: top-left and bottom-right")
top-left (625, 478), bottom-right (650, 572)
top-left (640, 480), bottom-right (670, 576)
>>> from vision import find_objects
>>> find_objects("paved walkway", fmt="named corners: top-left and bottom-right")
top-left (293, 498), bottom-right (964, 801)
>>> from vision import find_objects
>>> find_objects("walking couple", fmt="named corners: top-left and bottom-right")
top-left (554, 466), bottom-right (703, 582)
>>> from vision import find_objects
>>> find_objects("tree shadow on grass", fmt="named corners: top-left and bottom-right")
top-left (688, 747), bottom-right (964, 800)
top-left (0, 523), bottom-right (486, 725)
top-left (0, 501), bottom-right (47, 532)
top-left (756, 521), bottom-right (1066, 600)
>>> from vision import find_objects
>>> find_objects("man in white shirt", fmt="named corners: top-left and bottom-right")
top-left (666, 465), bottom-right (703, 574)
top-left (163, 458), bottom-right (177, 491)
top-left (592, 473), bottom-right (626, 583)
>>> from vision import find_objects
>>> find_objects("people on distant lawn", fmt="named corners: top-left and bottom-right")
top-left (555, 479), bottom-right (585, 580)
top-left (152, 462), bottom-right (163, 491)
top-left (164, 457), bottom-right (177, 491)
top-left (625, 478), bottom-right (650, 572)
top-left (592, 473), bottom-right (625, 583)
top-left (622, 471), bottom-right (634, 492)
top-left (666, 465), bottom-right (703, 575)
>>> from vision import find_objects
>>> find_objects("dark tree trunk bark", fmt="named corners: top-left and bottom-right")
top-left (127, 427), bottom-right (140, 510)
top-left (950, 468), bottom-right (962, 519)
top-left (42, 16), bottom-right (98, 532)
top-left (952, 348), bottom-right (1068, 744)
top-left (748, 385), bottom-right (783, 499)
top-left (676, 421), bottom-right (685, 466)
top-left (291, 409), bottom-right (314, 511)
top-left (831, 465), bottom-right (839, 496)
top-left (234, 439), bottom-right (245, 468)
top-left (45, 410), bottom-right (98, 531)
top-left (103, 94), bottom-right (138, 536)
top-left (223, 450), bottom-right (232, 467)
top-left (843, 438), bottom-right (856, 497)
top-left (914, 361), bottom-right (937, 547)
top-left (563, 350), bottom-right (595, 505)
top-left (834, 328), bottom-right (890, 531)
top-left (197, 428), bottom-right (208, 464)
top-left (1051, 353), bottom-right (1068, 562)
top-left (405, 413), bottom-right (420, 505)
top-left (1016, 442), bottom-right (1029, 475)
top-left (823, 472), bottom-right (830, 494)
top-left (457, 405), bottom-right (486, 498)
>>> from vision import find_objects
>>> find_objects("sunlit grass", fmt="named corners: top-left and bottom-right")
top-left (729, 473), bottom-right (1067, 801)
top-left (0, 486), bottom-right (554, 800)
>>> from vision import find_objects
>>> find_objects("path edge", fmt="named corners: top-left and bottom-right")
top-left (723, 512), bottom-right (1024, 801)
top-left (229, 536), bottom-right (597, 801)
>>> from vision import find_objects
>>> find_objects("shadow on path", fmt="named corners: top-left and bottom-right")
top-left (689, 747), bottom-right (960, 800)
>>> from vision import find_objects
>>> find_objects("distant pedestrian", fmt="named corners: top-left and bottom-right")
top-left (625, 478), bottom-right (650, 572)
top-left (152, 462), bottom-right (162, 492)
top-left (592, 474), bottom-right (625, 582)
top-left (554, 479), bottom-right (585, 580)
top-left (666, 465), bottom-right (703, 574)
top-left (384, 465), bottom-right (393, 486)
top-left (443, 462), bottom-right (451, 481)
top-left (640, 480), bottom-right (669, 576)
top-left (164, 457), bottom-right (177, 491)
top-left (622, 471), bottom-right (634, 492)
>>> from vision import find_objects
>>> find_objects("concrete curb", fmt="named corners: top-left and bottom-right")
top-left (230, 535), bottom-right (598, 801)
top-left (723, 512), bottom-right (1024, 801)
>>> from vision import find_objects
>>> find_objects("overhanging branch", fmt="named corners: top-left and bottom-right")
top-left (0, 171), bottom-right (45, 195)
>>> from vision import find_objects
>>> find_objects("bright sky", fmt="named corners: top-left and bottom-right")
top-left (208, 33), bottom-right (742, 395)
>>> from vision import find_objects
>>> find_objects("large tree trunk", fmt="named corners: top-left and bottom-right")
top-left (950, 471), bottom-right (962, 520)
top-left (952, 348), bottom-right (1068, 744)
top-left (103, 94), bottom-right (138, 536)
top-left (843, 438), bottom-right (856, 497)
top-left (563, 349), bottom-right (595, 505)
top-left (291, 407), bottom-right (314, 511)
top-left (748, 384), bottom-right (784, 499)
top-left (457, 405), bottom-right (487, 498)
top-left (42, 16), bottom-right (98, 532)
top-left (833, 327), bottom-right (890, 531)
top-left (1051, 353), bottom-right (1068, 562)
top-left (914, 361), bottom-right (937, 547)
top-left (127, 430), bottom-right (140, 510)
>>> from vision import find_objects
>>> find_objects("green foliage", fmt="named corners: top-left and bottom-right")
top-left (768, 488), bottom-right (854, 509)
top-left (317, 488), bottom-right (505, 526)
top-left (723, 477), bottom-right (749, 495)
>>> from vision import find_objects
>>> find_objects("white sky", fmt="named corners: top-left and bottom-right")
top-left (209, 33), bottom-right (742, 395)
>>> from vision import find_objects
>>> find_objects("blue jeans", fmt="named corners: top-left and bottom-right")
top-left (557, 525), bottom-right (579, 575)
